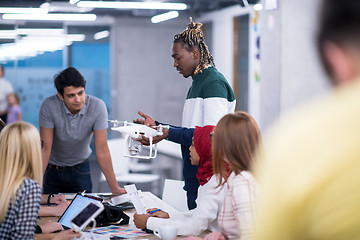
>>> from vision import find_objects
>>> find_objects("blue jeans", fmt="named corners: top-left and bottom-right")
top-left (43, 160), bottom-right (92, 194)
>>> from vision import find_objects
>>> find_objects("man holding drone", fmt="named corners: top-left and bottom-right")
top-left (135, 18), bottom-right (236, 210)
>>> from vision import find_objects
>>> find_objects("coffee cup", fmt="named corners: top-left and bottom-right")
top-left (154, 225), bottom-right (177, 240)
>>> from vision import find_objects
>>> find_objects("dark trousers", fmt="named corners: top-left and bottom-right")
top-left (43, 160), bottom-right (92, 194)
top-left (187, 191), bottom-right (198, 210)
top-left (0, 113), bottom-right (7, 124)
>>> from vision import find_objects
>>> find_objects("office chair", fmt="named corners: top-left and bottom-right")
top-left (97, 138), bottom-right (161, 194)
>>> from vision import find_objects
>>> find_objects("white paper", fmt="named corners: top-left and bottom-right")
top-left (111, 194), bottom-right (131, 205)
top-left (124, 184), bottom-right (146, 214)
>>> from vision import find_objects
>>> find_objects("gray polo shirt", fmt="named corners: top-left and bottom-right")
top-left (39, 95), bottom-right (108, 166)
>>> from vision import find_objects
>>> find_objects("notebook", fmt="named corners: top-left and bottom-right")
top-left (58, 193), bottom-right (103, 230)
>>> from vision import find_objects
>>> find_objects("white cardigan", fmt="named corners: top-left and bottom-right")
top-left (146, 175), bottom-right (227, 236)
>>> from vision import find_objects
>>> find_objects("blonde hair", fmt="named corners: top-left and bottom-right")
top-left (0, 122), bottom-right (42, 222)
top-left (212, 111), bottom-right (263, 187)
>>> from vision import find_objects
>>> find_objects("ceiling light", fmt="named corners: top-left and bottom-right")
top-left (0, 31), bottom-right (17, 39)
top-left (2, 13), bottom-right (97, 21)
top-left (0, 7), bottom-right (48, 14)
top-left (77, 1), bottom-right (187, 10)
top-left (40, 2), bottom-right (50, 9)
top-left (0, 29), bottom-right (64, 39)
top-left (17, 28), bottom-right (65, 35)
top-left (70, 0), bottom-right (80, 4)
top-left (40, 2), bottom-right (93, 13)
top-left (0, 29), bottom-right (84, 41)
top-left (0, 38), bottom-right (67, 61)
top-left (94, 30), bottom-right (110, 40)
top-left (0, 33), bottom-right (86, 61)
top-left (151, 11), bottom-right (179, 23)
top-left (67, 34), bottom-right (86, 41)
top-left (253, 3), bottom-right (263, 11)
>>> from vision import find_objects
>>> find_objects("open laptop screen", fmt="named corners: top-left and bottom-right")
top-left (58, 193), bottom-right (103, 229)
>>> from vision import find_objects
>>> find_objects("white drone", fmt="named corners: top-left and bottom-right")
top-left (108, 120), bottom-right (168, 159)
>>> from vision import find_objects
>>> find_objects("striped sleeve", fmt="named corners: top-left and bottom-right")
top-left (232, 176), bottom-right (258, 240)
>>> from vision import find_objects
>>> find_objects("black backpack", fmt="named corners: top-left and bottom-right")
top-left (94, 202), bottom-right (130, 227)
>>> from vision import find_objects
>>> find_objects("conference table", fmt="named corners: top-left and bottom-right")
top-left (38, 191), bottom-right (207, 239)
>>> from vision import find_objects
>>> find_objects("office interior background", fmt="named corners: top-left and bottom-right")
top-left (0, 0), bottom-right (331, 194)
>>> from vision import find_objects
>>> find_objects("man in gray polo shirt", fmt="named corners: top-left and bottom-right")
top-left (40, 67), bottom-right (126, 195)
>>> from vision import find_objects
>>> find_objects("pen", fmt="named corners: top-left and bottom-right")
top-left (148, 209), bottom-right (161, 214)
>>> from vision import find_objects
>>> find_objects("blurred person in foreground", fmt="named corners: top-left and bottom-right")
top-left (254, 0), bottom-right (360, 239)
top-left (0, 122), bottom-right (81, 240)
top-left (0, 120), bottom-right (70, 236)
top-left (0, 122), bottom-right (43, 239)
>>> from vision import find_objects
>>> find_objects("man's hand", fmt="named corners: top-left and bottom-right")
top-left (136, 128), bottom-right (169, 146)
top-left (133, 213), bottom-right (149, 229)
top-left (134, 111), bottom-right (156, 127)
top-left (112, 186), bottom-right (127, 195)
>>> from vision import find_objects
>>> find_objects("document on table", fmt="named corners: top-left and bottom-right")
top-left (124, 184), bottom-right (146, 214)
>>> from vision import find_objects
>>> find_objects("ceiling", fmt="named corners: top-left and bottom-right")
top-left (0, 0), bottom-right (254, 18)
top-left (0, 0), bottom-right (256, 42)
top-left (0, 0), bottom-right (258, 59)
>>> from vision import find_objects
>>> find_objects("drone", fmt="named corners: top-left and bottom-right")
top-left (108, 120), bottom-right (168, 159)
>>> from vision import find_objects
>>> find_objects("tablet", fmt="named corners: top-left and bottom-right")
top-left (58, 193), bottom-right (103, 230)
top-left (71, 201), bottom-right (104, 231)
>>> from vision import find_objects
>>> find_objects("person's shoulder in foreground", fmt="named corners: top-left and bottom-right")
top-left (253, 0), bottom-right (360, 239)
top-left (0, 178), bottom-right (42, 239)
top-left (0, 122), bottom-right (43, 239)
top-left (254, 80), bottom-right (360, 240)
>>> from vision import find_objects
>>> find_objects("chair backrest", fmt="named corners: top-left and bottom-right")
top-left (107, 138), bottom-right (130, 176)
top-left (162, 179), bottom-right (189, 212)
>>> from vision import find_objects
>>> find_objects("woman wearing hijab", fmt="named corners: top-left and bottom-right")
top-left (186, 112), bottom-right (262, 240)
top-left (133, 125), bottom-right (229, 236)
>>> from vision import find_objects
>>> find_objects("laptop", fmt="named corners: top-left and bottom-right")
top-left (58, 193), bottom-right (103, 230)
